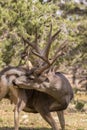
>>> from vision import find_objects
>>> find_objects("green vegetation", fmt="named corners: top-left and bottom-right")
top-left (75, 101), bottom-right (84, 111)
top-left (0, 0), bottom-right (86, 72)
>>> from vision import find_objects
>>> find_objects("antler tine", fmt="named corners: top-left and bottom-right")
top-left (32, 50), bottom-right (50, 65)
top-left (51, 40), bottom-right (68, 65)
top-left (22, 37), bottom-right (36, 50)
top-left (43, 24), bottom-right (61, 59)
top-left (51, 29), bottom-right (61, 42)
top-left (33, 28), bottom-right (40, 53)
top-left (43, 24), bottom-right (52, 59)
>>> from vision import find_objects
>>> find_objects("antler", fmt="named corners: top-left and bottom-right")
top-left (22, 24), bottom-right (67, 75)
top-left (42, 24), bottom-right (61, 59)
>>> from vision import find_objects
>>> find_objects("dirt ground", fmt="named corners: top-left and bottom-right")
top-left (0, 93), bottom-right (87, 130)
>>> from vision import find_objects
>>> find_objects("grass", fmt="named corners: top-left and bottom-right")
top-left (0, 93), bottom-right (87, 130)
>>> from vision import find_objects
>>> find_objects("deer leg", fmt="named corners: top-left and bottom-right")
top-left (14, 101), bottom-right (26, 130)
top-left (57, 111), bottom-right (65, 130)
top-left (14, 98), bottom-right (27, 130)
top-left (14, 102), bottom-right (20, 130)
top-left (36, 108), bottom-right (59, 130)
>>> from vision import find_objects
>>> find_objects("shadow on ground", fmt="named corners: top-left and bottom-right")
top-left (0, 127), bottom-right (52, 130)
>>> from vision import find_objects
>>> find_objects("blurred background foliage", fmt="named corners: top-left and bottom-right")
top-left (0, 0), bottom-right (87, 82)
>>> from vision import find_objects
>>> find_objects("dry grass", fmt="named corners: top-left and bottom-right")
top-left (0, 93), bottom-right (87, 130)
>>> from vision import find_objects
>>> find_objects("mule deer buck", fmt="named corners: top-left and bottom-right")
top-left (0, 24), bottom-right (73, 130)
top-left (0, 66), bottom-right (66, 130)
top-left (13, 25), bottom-right (74, 129)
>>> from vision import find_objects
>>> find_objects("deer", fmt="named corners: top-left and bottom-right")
top-left (13, 24), bottom-right (74, 129)
top-left (0, 24), bottom-right (73, 130)
top-left (0, 66), bottom-right (66, 130)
